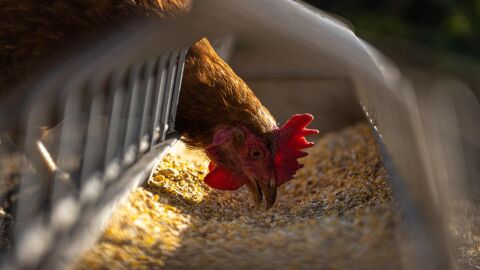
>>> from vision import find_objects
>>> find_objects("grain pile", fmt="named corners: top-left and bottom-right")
top-left (74, 122), bottom-right (407, 269)
top-left (451, 200), bottom-right (480, 269)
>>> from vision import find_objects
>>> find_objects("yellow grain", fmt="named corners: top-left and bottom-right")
top-left (74, 123), bottom-right (406, 270)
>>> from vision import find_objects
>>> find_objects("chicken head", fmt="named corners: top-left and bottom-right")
top-left (204, 114), bottom-right (318, 209)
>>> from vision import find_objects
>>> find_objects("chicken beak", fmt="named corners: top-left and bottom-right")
top-left (246, 176), bottom-right (277, 210)
top-left (259, 178), bottom-right (277, 210)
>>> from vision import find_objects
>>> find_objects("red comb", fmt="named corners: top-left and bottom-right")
top-left (273, 114), bottom-right (318, 185)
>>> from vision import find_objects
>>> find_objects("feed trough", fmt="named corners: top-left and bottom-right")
top-left (1, 0), bottom-right (479, 269)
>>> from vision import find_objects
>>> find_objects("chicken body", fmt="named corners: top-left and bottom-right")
top-left (0, 0), bottom-right (315, 208)
top-left (0, 0), bottom-right (276, 146)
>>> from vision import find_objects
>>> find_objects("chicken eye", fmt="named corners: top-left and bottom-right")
top-left (250, 148), bottom-right (264, 160)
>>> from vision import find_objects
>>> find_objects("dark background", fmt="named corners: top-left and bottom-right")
top-left (305, 0), bottom-right (479, 59)
top-left (302, 0), bottom-right (480, 100)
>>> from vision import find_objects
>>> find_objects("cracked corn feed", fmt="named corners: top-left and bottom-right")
top-left (74, 123), bottom-right (408, 270)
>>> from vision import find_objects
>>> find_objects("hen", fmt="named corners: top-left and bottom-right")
top-left (0, 0), bottom-right (318, 208)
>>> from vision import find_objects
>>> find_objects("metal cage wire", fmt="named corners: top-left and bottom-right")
top-left (0, 18), bottom-right (194, 269)
top-left (1, 0), bottom-right (477, 269)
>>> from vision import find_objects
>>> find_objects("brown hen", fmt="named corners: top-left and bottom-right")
top-left (0, 0), bottom-right (317, 208)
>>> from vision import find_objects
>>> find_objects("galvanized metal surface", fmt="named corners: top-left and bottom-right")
top-left (1, 0), bottom-right (476, 269)
top-left (0, 17), bottom-right (192, 270)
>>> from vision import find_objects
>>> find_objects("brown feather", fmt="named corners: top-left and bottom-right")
top-left (0, 0), bottom-right (277, 149)
top-left (177, 39), bottom-right (277, 148)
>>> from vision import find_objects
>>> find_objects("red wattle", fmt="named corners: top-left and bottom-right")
top-left (208, 161), bottom-right (216, 172)
top-left (204, 165), bottom-right (244, 190)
